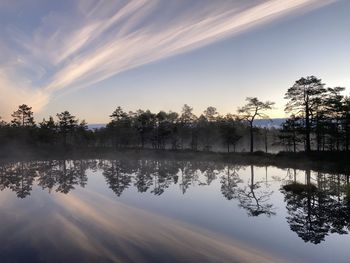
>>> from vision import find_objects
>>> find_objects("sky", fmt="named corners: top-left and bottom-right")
top-left (0, 0), bottom-right (349, 123)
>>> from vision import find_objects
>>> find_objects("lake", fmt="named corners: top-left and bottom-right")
top-left (0, 158), bottom-right (348, 263)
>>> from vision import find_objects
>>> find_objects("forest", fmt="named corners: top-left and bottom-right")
top-left (0, 76), bottom-right (349, 154)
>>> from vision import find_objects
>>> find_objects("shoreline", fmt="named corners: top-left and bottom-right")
top-left (0, 147), bottom-right (349, 175)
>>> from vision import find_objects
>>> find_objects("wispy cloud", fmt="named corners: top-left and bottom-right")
top-left (0, 0), bottom-right (336, 118)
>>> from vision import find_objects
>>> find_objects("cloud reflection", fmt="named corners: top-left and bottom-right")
top-left (52, 190), bottom-right (291, 263)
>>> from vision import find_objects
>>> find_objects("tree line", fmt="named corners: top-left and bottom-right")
top-left (0, 101), bottom-right (276, 152)
top-left (0, 75), bottom-right (349, 153)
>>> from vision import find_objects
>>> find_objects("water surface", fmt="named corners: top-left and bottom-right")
top-left (0, 158), bottom-right (348, 263)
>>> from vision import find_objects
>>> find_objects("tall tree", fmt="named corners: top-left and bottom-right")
top-left (110, 106), bottom-right (127, 122)
top-left (11, 104), bottom-right (35, 127)
top-left (285, 76), bottom-right (326, 152)
top-left (38, 116), bottom-right (57, 145)
top-left (108, 107), bottom-right (132, 148)
top-left (342, 97), bottom-right (350, 151)
top-left (279, 115), bottom-right (302, 153)
top-left (135, 110), bottom-right (156, 148)
top-left (237, 97), bottom-right (275, 153)
top-left (179, 104), bottom-right (197, 124)
top-left (56, 111), bottom-right (78, 147)
top-left (199, 107), bottom-right (219, 151)
top-left (203, 106), bottom-right (218, 122)
top-left (323, 87), bottom-right (345, 151)
top-left (219, 114), bottom-right (242, 153)
top-left (0, 116), bottom-right (6, 126)
top-left (179, 104), bottom-right (197, 150)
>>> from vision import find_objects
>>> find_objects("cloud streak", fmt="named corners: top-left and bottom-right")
top-left (0, 0), bottom-right (336, 118)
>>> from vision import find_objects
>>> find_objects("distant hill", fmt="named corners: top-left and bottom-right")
top-left (253, 118), bottom-right (286, 128)
top-left (88, 118), bottom-right (286, 130)
top-left (88, 124), bottom-right (106, 130)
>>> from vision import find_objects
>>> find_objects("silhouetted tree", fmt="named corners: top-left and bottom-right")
top-left (279, 115), bottom-right (303, 152)
top-left (75, 120), bottom-right (92, 147)
top-left (219, 114), bottom-right (242, 152)
top-left (203, 106), bottom-right (218, 122)
top-left (238, 97), bottom-right (275, 152)
top-left (9, 105), bottom-right (36, 145)
top-left (56, 111), bottom-right (78, 148)
top-left (179, 104), bottom-right (197, 150)
top-left (342, 97), bottom-right (350, 151)
top-left (135, 110), bottom-right (156, 148)
top-left (108, 107), bottom-right (134, 148)
top-left (323, 87), bottom-right (345, 151)
top-left (11, 104), bottom-right (35, 127)
top-left (285, 76), bottom-right (326, 152)
top-left (38, 116), bottom-right (57, 145)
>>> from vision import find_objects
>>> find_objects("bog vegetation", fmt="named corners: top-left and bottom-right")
top-left (0, 76), bottom-right (349, 153)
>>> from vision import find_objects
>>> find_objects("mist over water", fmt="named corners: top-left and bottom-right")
top-left (0, 157), bottom-right (349, 263)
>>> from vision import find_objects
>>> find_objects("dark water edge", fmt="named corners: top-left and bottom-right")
top-left (1, 146), bottom-right (349, 175)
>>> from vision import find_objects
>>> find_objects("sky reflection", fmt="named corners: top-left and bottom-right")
top-left (0, 159), bottom-right (349, 262)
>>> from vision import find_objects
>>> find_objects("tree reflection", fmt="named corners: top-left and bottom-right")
top-left (220, 165), bottom-right (242, 200)
top-left (0, 158), bottom-right (349, 245)
top-left (282, 169), bottom-right (350, 244)
top-left (235, 165), bottom-right (275, 217)
top-left (0, 160), bottom-right (93, 197)
top-left (55, 160), bottom-right (90, 194)
top-left (102, 160), bottom-right (133, 196)
top-left (179, 161), bottom-right (201, 194)
top-left (6, 162), bottom-right (36, 198)
top-left (151, 160), bottom-right (179, 195)
top-left (134, 160), bottom-right (154, 193)
top-left (37, 160), bottom-right (59, 192)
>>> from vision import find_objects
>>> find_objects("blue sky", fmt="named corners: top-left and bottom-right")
top-left (0, 0), bottom-right (349, 123)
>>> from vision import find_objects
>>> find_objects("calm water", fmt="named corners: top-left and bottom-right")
top-left (0, 158), bottom-right (349, 263)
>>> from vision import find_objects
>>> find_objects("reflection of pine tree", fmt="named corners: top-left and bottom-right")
top-left (151, 174), bottom-right (169, 196)
top-left (179, 161), bottom-right (200, 194)
top-left (102, 160), bottom-right (132, 196)
top-left (282, 171), bottom-right (350, 244)
top-left (56, 160), bottom-right (80, 194)
top-left (0, 163), bottom-right (13, 191)
top-left (342, 178), bottom-right (350, 231)
top-left (9, 162), bottom-right (36, 198)
top-left (40, 160), bottom-right (90, 194)
top-left (151, 160), bottom-right (178, 196)
top-left (0, 160), bottom-right (92, 197)
top-left (220, 165), bottom-right (242, 200)
top-left (134, 160), bottom-right (154, 193)
top-left (199, 162), bottom-right (218, 186)
top-left (329, 174), bottom-right (350, 235)
top-left (37, 160), bottom-right (59, 192)
top-left (75, 160), bottom-right (89, 188)
top-left (0, 161), bottom-right (37, 198)
top-left (282, 170), bottom-right (330, 244)
top-left (236, 165), bottom-right (275, 217)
